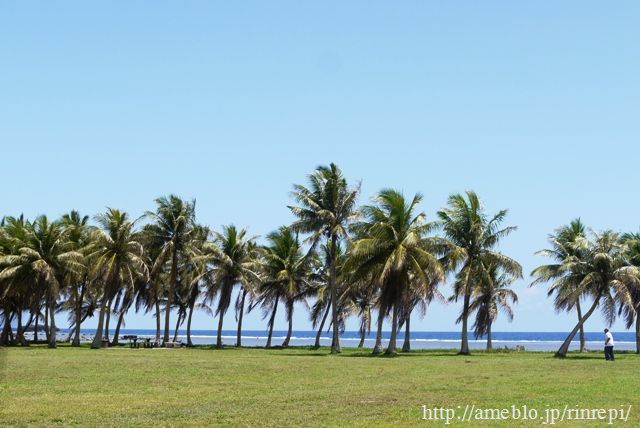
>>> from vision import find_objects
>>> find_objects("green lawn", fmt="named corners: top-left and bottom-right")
top-left (0, 345), bottom-right (636, 427)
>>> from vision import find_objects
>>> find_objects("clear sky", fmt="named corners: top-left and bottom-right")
top-left (2, 2), bottom-right (639, 333)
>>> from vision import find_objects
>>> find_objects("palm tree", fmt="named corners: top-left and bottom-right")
top-left (530, 219), bottom-right (589, 352)
top-left (60, 211), bottom-right (93, 346)
top-left (205, 225), bottom-right (260, 349)
top-left (0, 215), bottom-right (82, 348)
top-left (621, 232), bottom-right (640, 353)
top-left (255, 227), bottom-right (315, 348)
top-left (88, 209), bottom-right (148, 349)
top-left (289, 163), bottom-right (360, 354)
top-left (399, 273), bottom-right (445, 352)
top-left (469, 263), bottom-right (518, 350)
top-left (533, 229), bottom-right (639, 358)
top-left (438, 191), bottom-right (522, 355)
top-left (348, 189), bottom-right (444, 355)
top-left (145, 195), bottom-right (195, 345)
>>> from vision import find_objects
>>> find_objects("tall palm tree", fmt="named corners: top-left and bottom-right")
top-left (145, 195), bottom-right (195, 345)
top-left (0, 215), bottom-right (82, 348)
top-left (438, 191), bottom-right (522, 355)
top-left (289, 163), bottom-right (360, 354)
top-left (60, 210), bottom-right (92, 346)
top-left (348, 189), bottom-right (444, 354)
top-left (530, 219), bottom-right (589, 352)
top-left (533, 229), bottom-right (639, 357)
top-left (205, 225), bottom-right (260, 349)
top-left (255, 227), bottom-right (315, 348)
top-left (469, 263), bottom-right (518, 350)
top-left (621, 231), bottom-right (640, 353)
top-left (88, 209), bottom-right (148, 349)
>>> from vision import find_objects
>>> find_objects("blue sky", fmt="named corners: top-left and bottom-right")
top-left (2, 2), bottom-right (639, 333)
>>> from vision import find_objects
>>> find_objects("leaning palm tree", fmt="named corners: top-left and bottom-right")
top-left (205, 225), bottom-right (260, 349)
top-left (530, 219), bottom-right (589, 352)
top-left (469, 263), bottom-right (518, 350)
top-left (621, 231), bottom-right (640, 353)
top-left (88, 209), bottom-right (148, 349)
top-left (145, 195), bottom-right (196, 345)
top-left (0, 215), bottom-right (82, 348)
top-left (289, 163), bottom-right (360, 354)
top-left (255, 227), bottom-right (315, 348)
top-left (348, 189), bottom-right (445, 355)
top-left (533, 229), bottom-right (639, 358)
top-left (437, 191), bottom-right (522, 355)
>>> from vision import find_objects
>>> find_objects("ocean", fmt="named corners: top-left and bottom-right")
top-left (37, 329), bottom-right (638, 352)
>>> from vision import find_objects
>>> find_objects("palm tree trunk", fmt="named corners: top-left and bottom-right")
top-left (72, 281), bottom-right (86, 347)
top-left (186, 303), bottom-right (195, 347)
top-left (236, 289), bottom-right (247, 347)
top-left (16, 310), bottom-right (27, 346)
top-left (216, 308), bottom-right (225, 349)
top-left (486, 323), bottom-right (493, 350)
top-left (556, 296), bottom-right (601, 358)
top-left (111, 308), bottom-right (126, 346)
top-left (48, 297), bottom-right (57, 349)
top-left (358, 324), bottom-right (366, 348)
top-left (372, 310), bottom-right (384, 354)
top-left (34, 312), bottom-right (39, 342)
top-left (282, 300), bottom-right (294, 347)
top-left (91, 295), bottom-right (109, 349)
top-left (329, 235), bottom-right (341, 354)
top-left (459, 294), bottom-right (471, 355)
top-left (44, 304), bottom-right (50, 342)
top-left (402, 313), bottom-right (411, 352)
top-left (104, 298), bottom-right (113, 342)
top-left (172, 313), bottom-right (181, 342)
top-left (155, 299), bottom-right (161, 344)
top-left (636, 315), bottom-right (640, 354)
top-left (266, 295), bottom-right (279, 348)
top-left (576, 301), bottom-right (585, 352)
top-left (314, 300), bottom-right (330, 348)
top-left (0, 311), bottom-right (11, 345)
top-left (386, 304), bottom-right (399, 354)
top-left (163, 250), bottom-right (178, 345)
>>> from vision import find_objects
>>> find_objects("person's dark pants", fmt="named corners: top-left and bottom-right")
top-left (605, 346), bottom-right (614, 361)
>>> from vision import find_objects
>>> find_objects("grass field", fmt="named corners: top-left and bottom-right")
top-left (0, 345), bottom-right (636, 427)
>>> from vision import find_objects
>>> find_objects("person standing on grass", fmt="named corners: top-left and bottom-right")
top-left (604, 328), bottom-right (615, 361)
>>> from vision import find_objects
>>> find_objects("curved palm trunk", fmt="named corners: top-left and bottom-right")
top-left (556, 296), bottom-right (601, 358)
top-left (266, 295), bottom-right (279, 348)
top-left (1, 311), bottom-right (12, 345)
top-left (402, 313), bottom-right (411, 352)
top-left (576, 301), bottom-right (585, 352)
top-left (314, 300), bottom-right (331, 348)
top-left (459, 294), bottom-right (471, 355)
top-left (385, 304), bottom-right (399, 354)
top-left (372, 310), bottom-right (385, 354)
top-left (47, 297), bottom-right (57, 349)
top-left (236, 289), bottom-right (247, 347)
top-left (486, 323), bottom-right (493, 350)
top-left (111, 308), bottom-right (126, 346)
top-left (172, 313), bottom-right (181, 342)
top-left (163, 250), bottom-right (178, 345)
top-left (186, 303), bottom-right (195, 347)
top-left (72, 281), bottom-right (86, 347)
top-left (329, 235), bottom-right (341, 354)
top-left (34, 312), bottom-right (39, 342)
top-left (91, 295), bottom-right (109, 349)
top-left (216, 309), bottom-right (225, 349)
top-left (282, 300), bottom-right (294, 347)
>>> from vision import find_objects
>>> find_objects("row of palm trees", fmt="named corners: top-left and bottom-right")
top-left (2, 163), bottom-right (636, 357)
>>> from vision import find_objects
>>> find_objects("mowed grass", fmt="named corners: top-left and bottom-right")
top-left (0, 345), bottom-right (637, 427)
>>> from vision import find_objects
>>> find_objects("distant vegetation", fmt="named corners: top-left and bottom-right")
top-left (1, 163), bottom-right (639, 357)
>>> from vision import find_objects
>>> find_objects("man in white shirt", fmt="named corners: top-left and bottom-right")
top-left (604, 328), bottom-right (614, 361)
